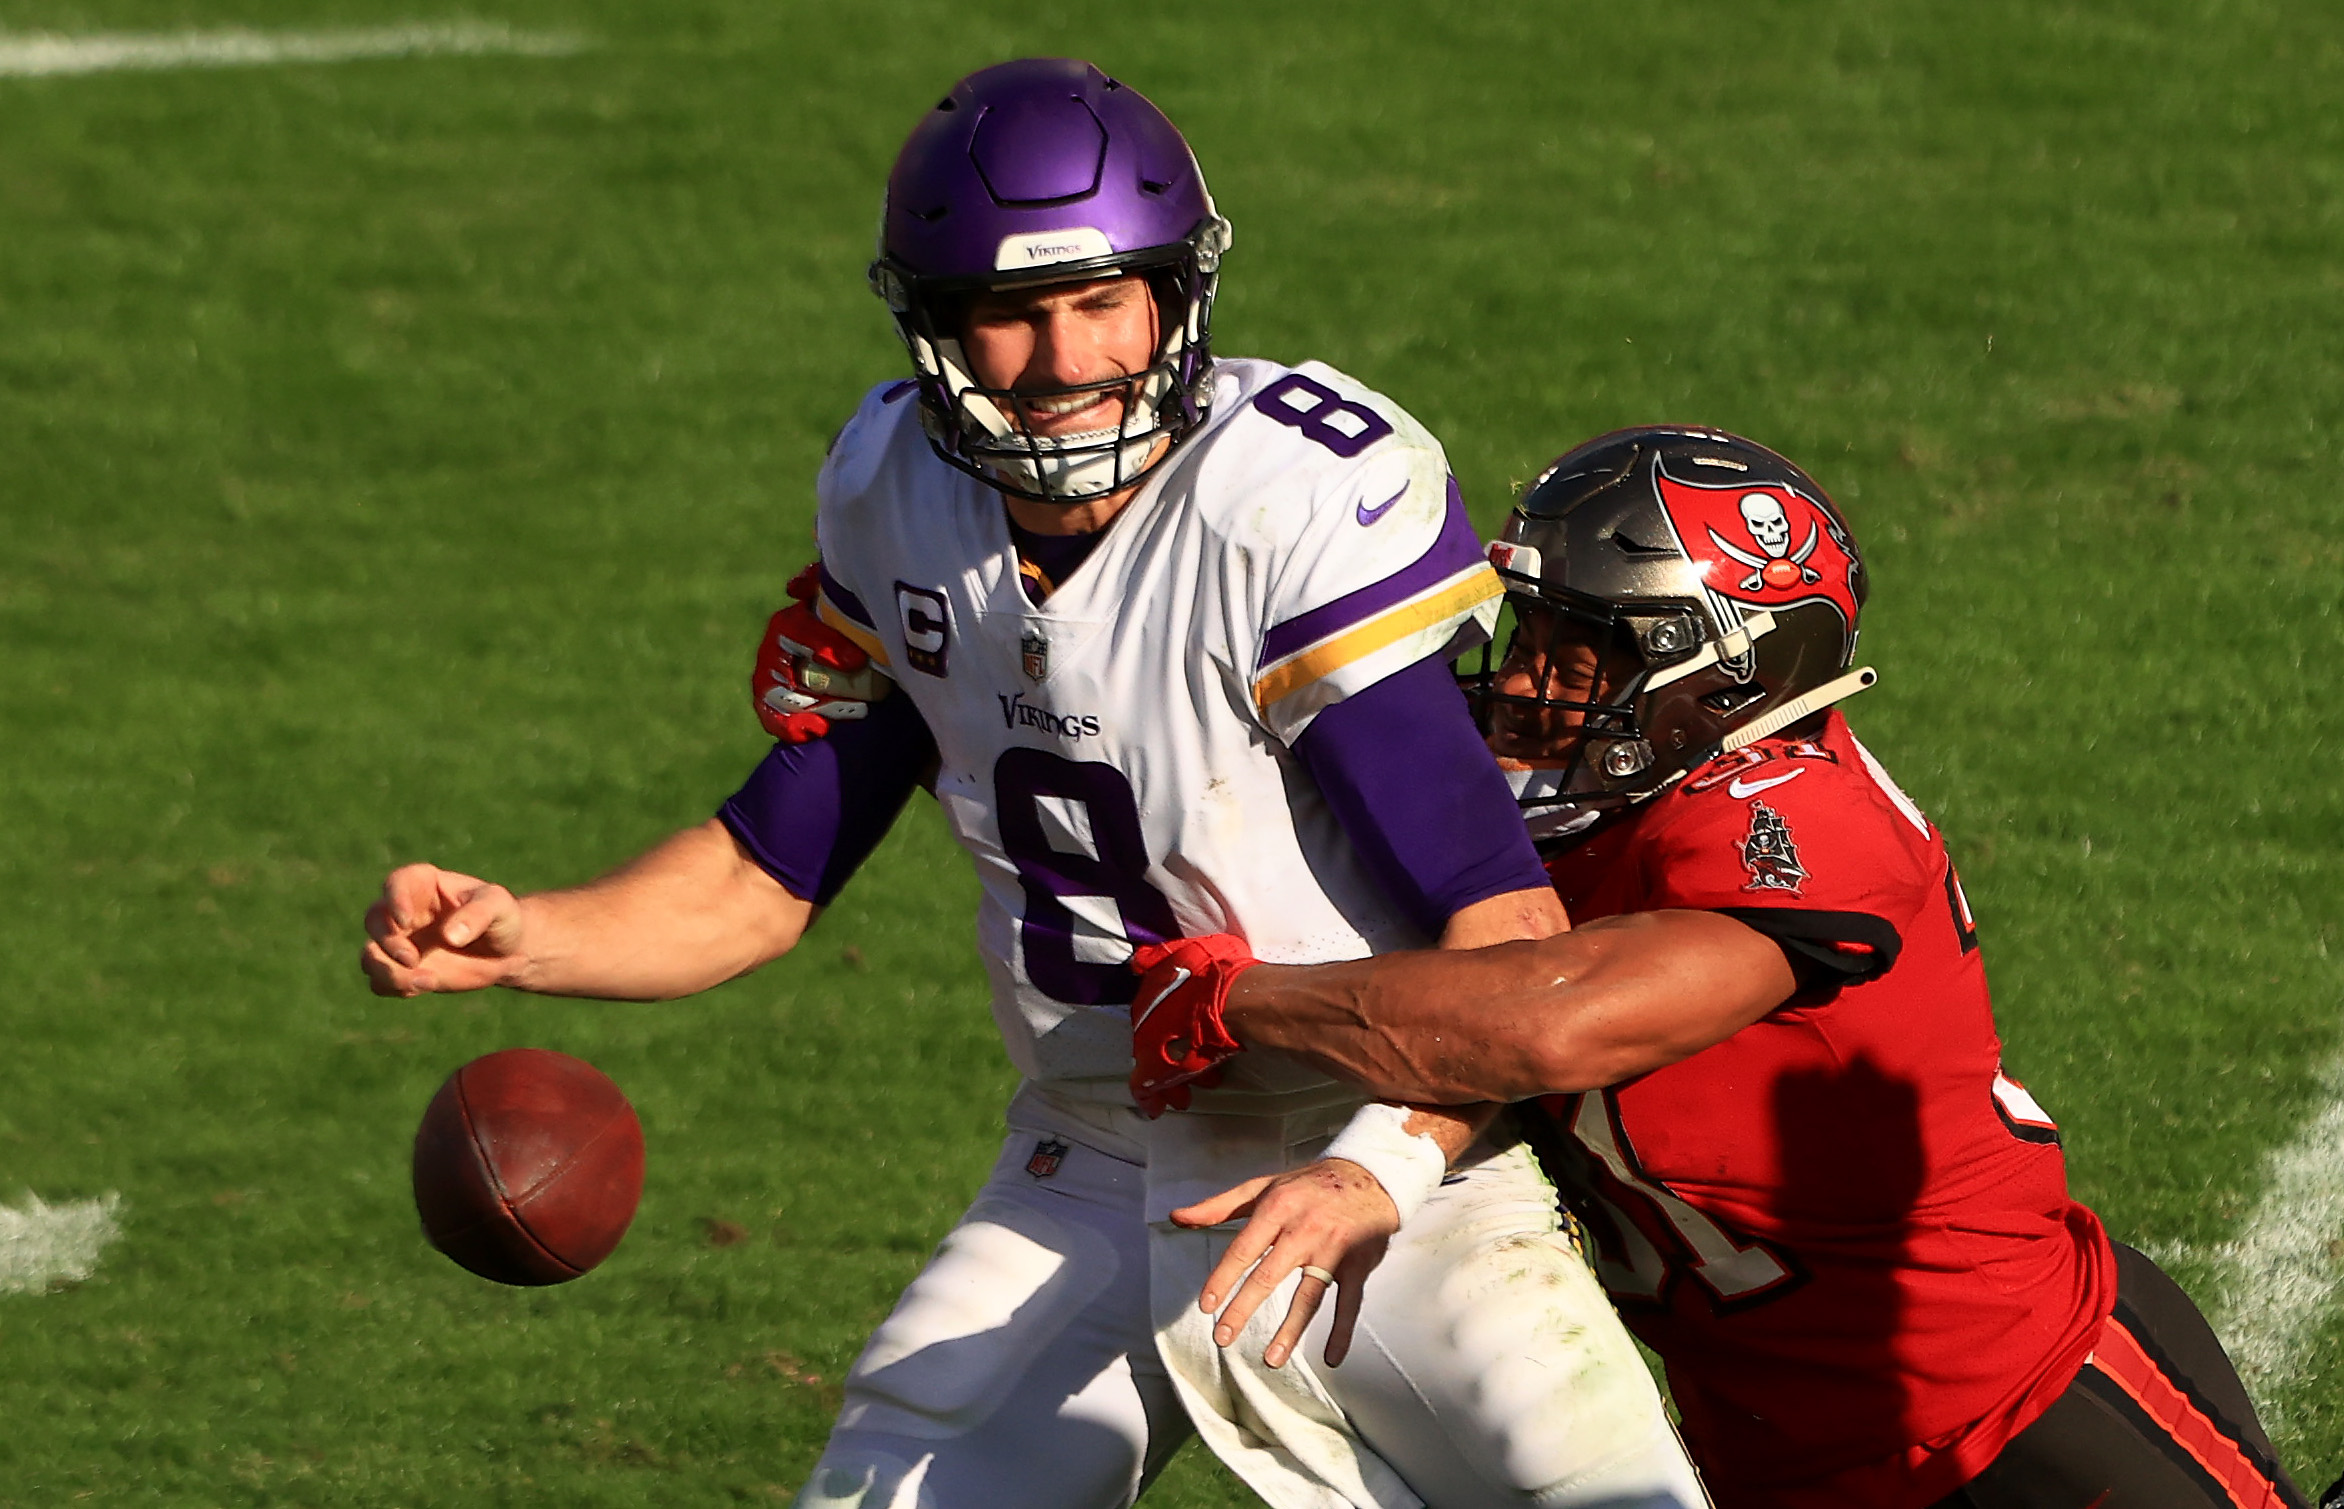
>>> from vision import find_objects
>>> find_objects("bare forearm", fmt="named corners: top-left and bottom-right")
top-left (1228, 948), bottom-right (1557, 1103)
top-left (1397, 1102), bottom-right (1496, 1159)
top-left (1228, 911), bottom-right (1797, 1102)
top-left (507, 820), bottom-right (812, 999)
top-left (1376, 884), bottom-right (1566, 1145)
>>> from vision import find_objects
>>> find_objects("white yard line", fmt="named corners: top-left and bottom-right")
top-left (2211, 1043), bottom-right (2344, 1416)
top-left (0, 1193), bottom-right (124, 1295)
top-left (0, 22), bottom-right (583, 79)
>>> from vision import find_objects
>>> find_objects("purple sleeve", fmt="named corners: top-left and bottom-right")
top-left (1292, 653), bottom-right (1548, 937)
top-left (716, 691), bottom-right (937, 906)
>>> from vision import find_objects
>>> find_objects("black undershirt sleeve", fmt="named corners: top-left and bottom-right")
top-left (1713, 906), bottom-right (1904, 992)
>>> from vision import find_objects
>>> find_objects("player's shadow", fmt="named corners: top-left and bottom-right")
top-left (1766, 1050), bottom-right (1925, 1471)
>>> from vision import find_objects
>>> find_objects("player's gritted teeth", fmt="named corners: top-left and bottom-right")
top-left (1014, 384), bottom-right (1126, 433)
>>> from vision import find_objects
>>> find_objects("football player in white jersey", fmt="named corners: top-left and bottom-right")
top-left (361, 59), bottom-right (1702, 1509)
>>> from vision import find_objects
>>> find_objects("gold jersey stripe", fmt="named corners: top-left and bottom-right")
top-left (1252, 567), bottom-right (1501, 711)
top-left (816, 592), bottom-right (891, 667)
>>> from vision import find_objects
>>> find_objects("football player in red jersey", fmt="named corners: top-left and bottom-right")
top-left (1130, 427), bottom-right (2313, 1509)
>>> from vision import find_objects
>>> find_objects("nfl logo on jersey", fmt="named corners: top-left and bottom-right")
top-left (1020, 630), bottom-right (1049, 683)
top-left (1025, 1138), bottom-right (1067, 1179)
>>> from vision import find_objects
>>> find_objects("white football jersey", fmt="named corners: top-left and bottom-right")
top-left (813, 358), bottom-right (1500, 1116)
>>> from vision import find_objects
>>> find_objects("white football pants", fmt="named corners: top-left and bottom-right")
top-left (792, 1093), bottom-right (1705, 1509)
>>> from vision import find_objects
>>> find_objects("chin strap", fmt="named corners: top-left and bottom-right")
top-left (1720, 665), bottom-right (1878, 753)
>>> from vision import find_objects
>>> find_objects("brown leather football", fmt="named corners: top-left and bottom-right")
top-left (412, 1048), bottom-right (644, 1285)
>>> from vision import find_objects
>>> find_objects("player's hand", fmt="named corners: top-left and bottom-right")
top-left (1172, 1158), bottom-right (1401, 1370)
top-left (362, 864), bottom-right (527, 997)
top-left (754, 562), bottom-right (890, 744)
top-left (1128, 934), bottom-right (1258, 1117)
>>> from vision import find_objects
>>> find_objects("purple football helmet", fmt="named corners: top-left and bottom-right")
top-left (868, 59), bottom-right (1233, 503)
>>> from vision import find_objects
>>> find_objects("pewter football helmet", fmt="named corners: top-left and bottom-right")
top-left (1466, 426), bottom-right (1875, 820)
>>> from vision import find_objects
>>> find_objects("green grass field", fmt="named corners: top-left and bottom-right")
top-left (2, 0), bottom-right (2340, 1501)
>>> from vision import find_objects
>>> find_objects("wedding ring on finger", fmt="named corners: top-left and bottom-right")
top-left (1298, 1265), bottom-right (1337, 1285)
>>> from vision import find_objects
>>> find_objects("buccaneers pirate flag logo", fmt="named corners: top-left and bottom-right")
top-left (1653, 470), bottom-right (1861, 626)
top-left (1741, 801), bottom-right (1808, 893)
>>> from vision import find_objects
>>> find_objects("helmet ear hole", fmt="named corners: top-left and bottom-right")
top-left (934, 289), bottom-right (979, 340)
top-left (1699, 684), bottom-right (1767, 719)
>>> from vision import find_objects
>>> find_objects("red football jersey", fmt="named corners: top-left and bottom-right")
top-left (1523, 711), bottom-right (2115, 1509)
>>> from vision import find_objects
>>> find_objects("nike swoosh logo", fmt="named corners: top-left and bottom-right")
top-left (1355, 486), bottom-right (1406, 527)
top-left (1134, 965), bottom-right (1191, 1031)
top-left (1729, 769), bottom-right (1807, 799)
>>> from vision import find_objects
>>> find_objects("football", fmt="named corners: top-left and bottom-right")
top-left (411, 1048), bottom-right (646, 1286)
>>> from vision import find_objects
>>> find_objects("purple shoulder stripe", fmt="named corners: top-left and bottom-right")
top-left (1259, 477), bottom-right (1484, 670)
top-left (817, 561), bottom-right (877, 629)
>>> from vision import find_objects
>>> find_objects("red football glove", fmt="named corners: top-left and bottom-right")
top-left (1129, 934), bottom-right (1259, 1118)
top-left (754, 562), bottom-right (890, 744)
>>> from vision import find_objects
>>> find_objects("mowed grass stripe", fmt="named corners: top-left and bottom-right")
top-left (0, 1195), bottom-right (125, 1296)
top-left (0, 23), bottom-right (584, 78)
top-left (2216, 1040), bottom-right (2344, 1419)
